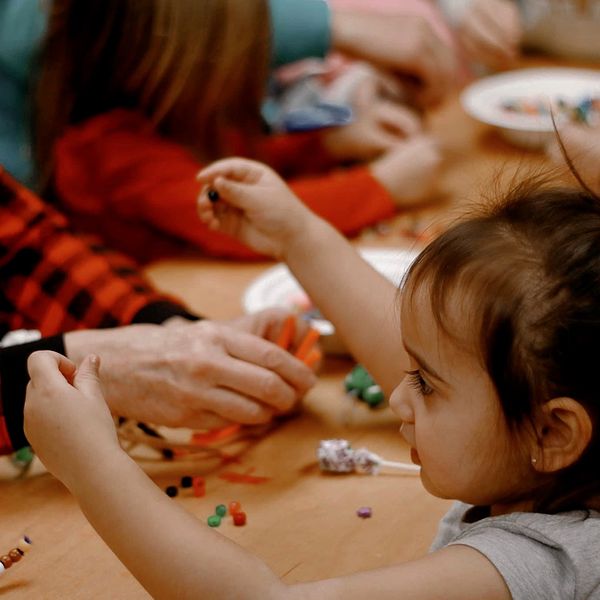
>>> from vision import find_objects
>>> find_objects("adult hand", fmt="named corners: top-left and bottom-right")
top-left (64, 314), bottom-right (317, 429)
top-left (458, 0), bottom-right (522, 69)
top-left (25, 352), bottom-right (122, 490)
top-left (197, 158), bottom-right (315, 259)
top-left (331, 11), bottom-right (457, 106)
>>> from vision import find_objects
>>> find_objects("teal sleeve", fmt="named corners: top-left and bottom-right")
top-left (0, 0), bottom-right (47, 186)
top-left (0, 0), bottom-right (47, 83)
top-left (269, 0), bottom-right (332, 67)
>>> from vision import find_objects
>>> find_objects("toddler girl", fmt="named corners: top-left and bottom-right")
top-left (24, 158), bottom-right (600, 598)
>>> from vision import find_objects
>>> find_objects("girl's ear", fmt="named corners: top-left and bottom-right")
top-left (532, 398), bottom-right (593, 473)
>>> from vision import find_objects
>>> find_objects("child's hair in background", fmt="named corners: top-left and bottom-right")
top-left (34, 0), bottom-right (270, 189)
top-left (403, 175), bottom-right (600, 514)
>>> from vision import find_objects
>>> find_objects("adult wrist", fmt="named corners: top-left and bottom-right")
top-left (0, 334), bottom-right (66, 451)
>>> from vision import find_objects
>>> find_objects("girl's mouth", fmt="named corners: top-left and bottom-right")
top-left (410, 447), bottom-right (421, 466)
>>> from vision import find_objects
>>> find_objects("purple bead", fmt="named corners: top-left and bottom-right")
top-left (356, 506), bottom-right (372, 519)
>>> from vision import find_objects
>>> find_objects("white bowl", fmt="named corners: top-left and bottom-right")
top-left (243, 248), bottom-right (419, 354)
top-left (461, 67), bottom-right (600, 149)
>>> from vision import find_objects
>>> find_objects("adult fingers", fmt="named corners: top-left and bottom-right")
top-left (225, 330), bottom-right (317, 395)
top-left (191, 385), bottom-right (276, 425)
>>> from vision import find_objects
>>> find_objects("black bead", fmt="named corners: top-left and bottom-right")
top-left (165, 486), bottom-right (178, 498)
top-left (207, 189), bottom-right (220, 203)
top-left (180, 476), bottom-right (193, 488)
top-left (162, 448), bottom-right (174, 460)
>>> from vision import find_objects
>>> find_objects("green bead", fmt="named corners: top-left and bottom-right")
top-left (215, 504), bottom-right (227, 517)
top-left (345, 365), bottom-right (375, 395)
top-left (362, 384), bottom-right (385, 407)
top-left (207, 515), bottom-right (221, 527)
top-left (13, 446), bottom-right (34, 464)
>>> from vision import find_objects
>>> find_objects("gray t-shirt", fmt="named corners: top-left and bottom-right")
top-left (430, 501), bottom-right (600, 599)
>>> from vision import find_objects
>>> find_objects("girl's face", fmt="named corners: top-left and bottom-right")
top-left (390, 286), bottom-right (532, 509)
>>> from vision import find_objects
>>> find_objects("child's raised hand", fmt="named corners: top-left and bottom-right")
top-left (547, 123), bottom-right (600, 194)
top-left (24, 351), bottom-right (120, 491)
top-left (197, 158), bottom-right (314, 259)
top-left (369, 135), bottom-right (442, 207)
top-left (458, 0), bottom-right (523, 69)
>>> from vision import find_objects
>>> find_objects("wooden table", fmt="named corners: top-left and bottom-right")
top-left (0, 56), bottom-right (595, 598)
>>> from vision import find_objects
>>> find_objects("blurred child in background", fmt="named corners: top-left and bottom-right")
top-left (34, 0), bottom-right (454, 262)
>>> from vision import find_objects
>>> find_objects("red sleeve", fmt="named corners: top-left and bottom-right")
top-left (56, 110), bottom-right (396, 256)
top-left (55, 111), bottom-right (261, 260)
top-left (0, 166), bottom-right (185, 337)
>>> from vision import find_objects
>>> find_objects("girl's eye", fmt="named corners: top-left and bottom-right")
top-left (405, 369), bottom-right (434, 396)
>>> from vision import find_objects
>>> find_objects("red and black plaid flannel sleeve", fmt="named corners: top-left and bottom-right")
top-left (0, 167), bottom-right (190, 337)
top-left (0, 167), bottom-right (197, 454)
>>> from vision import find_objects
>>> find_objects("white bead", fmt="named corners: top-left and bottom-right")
top-left (0, 562), bottom-right (5, 575)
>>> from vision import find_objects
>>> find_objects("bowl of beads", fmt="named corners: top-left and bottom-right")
top-left (243, 247), bottom-right (419, 354)
top-left (461, 68), bottom-right (600, 149)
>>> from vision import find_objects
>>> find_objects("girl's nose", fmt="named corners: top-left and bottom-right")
top-left (389, 379), bottom-right (415, 424)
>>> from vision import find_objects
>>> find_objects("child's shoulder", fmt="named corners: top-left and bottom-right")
top-left (431, 502), bottom-right (600, 600)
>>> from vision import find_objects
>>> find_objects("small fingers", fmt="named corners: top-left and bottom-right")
top-left (27, 351), bottom-right (77, 388)
top-left (197, 158), bottom-right (266, 186)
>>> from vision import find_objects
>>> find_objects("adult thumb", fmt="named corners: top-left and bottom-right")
top-left (73, 354), bottom-right (104, 400)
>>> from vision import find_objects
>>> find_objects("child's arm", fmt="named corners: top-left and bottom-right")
top-left (197, 159), bottom-right (410, 394)
top-left (24, 351), bottom-right (511, 600)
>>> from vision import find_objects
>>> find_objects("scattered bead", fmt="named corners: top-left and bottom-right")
top-left (181, 476), bottom-right (193, 488)
top-left (344, 365), bottom-right (385, 408)
top-left (165, 486), bottom-right (178, 498)
top-left (356, 507), bottom-right (372, 519)
top-left (17, 536), bottom-right (32, 554)
top-left (207, 515), bottom-right (221, 527)
top-left (0, 556), bottom-right (12, 569)
top-left (0, 563), bottom-right (5, 575)
top-left (228, 500), bottom-right (242, 515)
top-left (8, 550), bottom-right (21, 562)
top-left (232, 511), bottom-right (247, 526)
top-left (362, 384), bottom-right (384, 407)
top-left (215, 504), bottom-right (227, 517)
top-left (207, 189), bottom-right (220, 203)
top-left (162, 448), bottom-right (174, 460)
top-left (193, 476), bottom-right (206, 498)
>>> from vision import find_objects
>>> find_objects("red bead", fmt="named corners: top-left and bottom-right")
top-left (228, 500), bottom-right (242, 514)
top-left (232, 511), bottom-right (246, 526)
top-left (0, 556), bottom-right (12, 568)
top-left (192, 476), bottom-right (205, 498)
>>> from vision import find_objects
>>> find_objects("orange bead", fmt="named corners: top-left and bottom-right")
top-left (0, 556), bottom-right (12, 568)
top-left (233, 511), bottom-right (247, 526)
top-left (8, 549), bottom-right (21, 562)
top-left (228, 500), bottom-right (242, 514)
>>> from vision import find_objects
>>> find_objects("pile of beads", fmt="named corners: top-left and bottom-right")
top-left (164, 475), bottom-right (206, 498)
top-left (344, 365), bottom-right (385, 408)
top-left (207, 501), bottom-right (247, 527)
top-left (317, 439), bottom-right (420, 475)
top-left (0, 536), bottom-right (32, 575)
top-left (501, 95), bottom-right (600, 126)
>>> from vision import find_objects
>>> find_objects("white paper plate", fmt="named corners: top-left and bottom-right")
top-left (243, 248), bottom-right (419, 352)
top-left (461, 67), bottom-right (600, 148)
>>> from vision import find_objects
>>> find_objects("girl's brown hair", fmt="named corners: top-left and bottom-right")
top-left (34, 0), bottom-right (270, 190)
top-left (404, 178), bottom-right (600, 513)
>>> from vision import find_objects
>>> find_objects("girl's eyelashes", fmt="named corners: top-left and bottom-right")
top-left (405, 369), bottom-right (434, 396)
